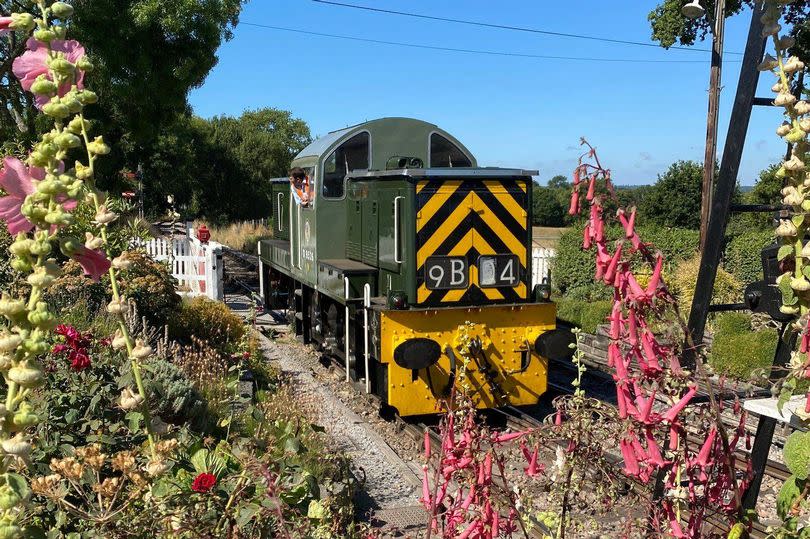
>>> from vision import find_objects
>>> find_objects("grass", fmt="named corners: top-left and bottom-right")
top-left (555, 297), bottom-right (613, 333)
top-left (195, 220), bottom-right (274, 254)
top-left (708, 313), bottom-right (778, 380)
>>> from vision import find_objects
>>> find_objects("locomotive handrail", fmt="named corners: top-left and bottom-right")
top-left (364, 283), bottom-right (371, 394)
top-left (393, 196), bottom-right (403, 264)
top-left (276, 193), bottom-right (284, 232)
top-left (344, 277), bottom-right (350, 383)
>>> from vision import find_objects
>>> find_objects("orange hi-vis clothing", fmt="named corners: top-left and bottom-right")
top-left (291, 176), bottom-right (313, 206)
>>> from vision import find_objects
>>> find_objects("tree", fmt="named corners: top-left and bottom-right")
top-left (547, 174), bottom-right (569, 189)
top-left (142, 109), bottom-right (312, 223)
top-left (639, 160), bottom-right (704, 229)
top-left (649, 1), bottom-right (809, 63)
top-left (532, 185), bottom-right (565, 227)
top-left (0, 0), bottom-right (246, 185)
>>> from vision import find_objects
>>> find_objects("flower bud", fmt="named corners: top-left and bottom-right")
top-left (776, 219), bottom-right (798, 237)
top-left (145, 459), bottom-right (169, 477)
top-left (27, 151), bottom-right (48, 168)
top-left (0, 334), bottom-right (21, 353)
top-left (54, 132), bottom-right (81, 150)
top-left (44, 207), bottom-right (73, 226)
top-left (787, 128), bottom-right (806, 144)
top-left (47, 57), bottom-right (75, 77)
top-left (1, 433), bottom-right (31, 458)
top-left (773, 82), bottom-right (785, 93)
top-left (75, 162), bottom-right (93, 180)
top-left (67, 117), bottom-right (88, 135)
top-left (22, 329), bottom-right (48, 356)
top-left (77, 57), bottom-right (94, 72)
top-left (7, 361), bottom-right (43, 389)
top-left (0, 355), bottom-right (12, 372)
top-left (784, 56), bottom-right (805, 74)
top-left (0, 296), bottom-right (25, 318)
top-left (112, 255), bottom-right (132, 271)
top-left (757, 54), bottom-right (778, 71)
top-left (111, 329), bottom-right (127, 350)
top-left (27, 268), bottom-right (55, 288)
top-left (9, 13), bottom-right (35, 32)
top-left (796, 101), bottom-right (810, 115)
top-left (106, 297), bottom-right (126, 315)
top-left (11, 403), bottom-right (37, 429)
top-left (130, 339), bottom-right (152, 360)
top-left (800, 119), bottom-right (810, 133)
top-left (95, 205), bottom-right (117, 225)
top-left (42, 101), bottom-right (70, 120)
top-left (791, 277), bottom-right (810, 292)
top-left (777, 123), bottom-right (792, 137)
top-left (87, 136), bottom-right (109, 156)
top-left (51, 2), bottom-right (75, 19)
top-left (33, 29), bottom-right (56, 43)
top-left (775, 93), bottom-right (797, 107)
top-left (30, 76), bottom-right (57, 97)
top-left (77, 90), bottom-right (98, 105)
top-left (27, 302), bottom-right (56, 331)
top-left (84, 232), bottom-right (103, 251)
top-left (119, 388), bottom-right (143, 411)
top-left (9, 259), bottom-right (31, 274)
top-left (52, 25), bottom-right (67, 40)
top-left (784, 154), bottom-right (807, 172)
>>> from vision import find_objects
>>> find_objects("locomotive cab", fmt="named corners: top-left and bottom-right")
top-left (258, 117), bottom-right (568, 416)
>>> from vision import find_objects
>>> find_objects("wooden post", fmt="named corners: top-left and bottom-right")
top-left (699, 0), bottom-right (727, 253)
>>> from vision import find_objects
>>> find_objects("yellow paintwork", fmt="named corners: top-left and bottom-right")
top-left (380, 303), bottom-right (555, 416)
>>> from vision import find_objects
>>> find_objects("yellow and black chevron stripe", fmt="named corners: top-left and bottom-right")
top-left (415, 178), bottom-right (529, 305)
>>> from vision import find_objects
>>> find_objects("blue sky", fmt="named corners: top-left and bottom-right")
top-left (189, 0), bottom-right (790, 186)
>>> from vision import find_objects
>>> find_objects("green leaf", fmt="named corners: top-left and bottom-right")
top-left (190, 449), bottom-right (209, 475)
top-left (779, 245), bottom-right (795, 261)
top-left (785, 431), bottom-right (810, 480)
top-left (779, 275), bottom-right (799, 306)
top-left (793, 214), bottom-right (806, 228)
top-left (4, 473), bottom-right (30, 501)
top-left (237, 503), bottom-right (261, 528)
top-left (125, 412), bottom-right (143, 433)
top-left (777, 475), bottom-right (804, 520)
top-left (309, 423), bottom-right (326, 433)
top-left (284, 437), bottom-right (302, 454)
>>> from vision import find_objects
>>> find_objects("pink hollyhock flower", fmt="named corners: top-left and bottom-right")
top-left (12, 38), bottom-right (86, 108)
top-left (72, 246), bottom-right (111, 282)
top-left (0, 157), bottom-right (36, 234)
top-left (0, 158), bottom-right (77, 235)
top-left (0, 17), bottom-right (12, 35)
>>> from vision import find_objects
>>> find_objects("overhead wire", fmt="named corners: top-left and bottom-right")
top-left (311, 0), bottom-right (744, 56)
top-left (240, 22), bottom-right (741, 63)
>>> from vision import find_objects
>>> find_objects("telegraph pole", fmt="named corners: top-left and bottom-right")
top-left (699, 0), bottom-right (727, 253)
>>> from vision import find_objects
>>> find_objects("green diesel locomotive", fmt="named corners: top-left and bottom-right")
top-left (258, 117), bottom-right (569, 416)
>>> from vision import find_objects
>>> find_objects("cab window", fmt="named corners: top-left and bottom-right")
top-left (430, 133), bottom-right (471, 168)
top-left (323, 132), bottom-right (370, 198)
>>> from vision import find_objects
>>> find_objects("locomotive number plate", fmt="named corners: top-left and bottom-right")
top-left (425, 257), bottom-right (468, 290)
top-left (478, 255), bottom-right (519, 287)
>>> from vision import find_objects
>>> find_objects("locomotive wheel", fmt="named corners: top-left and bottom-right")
top-left (323, 303), bottom-right (344, 356)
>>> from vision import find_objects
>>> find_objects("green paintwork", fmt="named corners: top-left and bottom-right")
top-left (258, 117), bottom-right (538, 308)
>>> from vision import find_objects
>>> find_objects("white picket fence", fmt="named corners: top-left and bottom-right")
top-left (137, 234), bottom-right (223, 301)
top-left (531, 247), bottom-right (555, 288)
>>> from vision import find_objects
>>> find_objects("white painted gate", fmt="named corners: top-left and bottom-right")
top-left (531, 247), bottom-right (556, 288)
top-left (138, 235), bottom-right (223, 301)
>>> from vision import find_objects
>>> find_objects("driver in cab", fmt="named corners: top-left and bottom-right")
top-left (289, 167), bottom-right (313, 207)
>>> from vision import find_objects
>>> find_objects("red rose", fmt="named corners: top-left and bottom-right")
top-left (191, 472), bottom-right (216, 493)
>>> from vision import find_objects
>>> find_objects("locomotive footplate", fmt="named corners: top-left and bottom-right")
top-left (380, 303), bottom-right (556, 416)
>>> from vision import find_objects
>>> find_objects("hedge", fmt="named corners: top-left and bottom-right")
top-left (723, 229), bottom-right (775, 286)
top-left (709, 312), bottom-right (777, 379)
top-left (555, 298), bottom-right (613, 333)
top-left (551, 223), bottom-right (699, 300)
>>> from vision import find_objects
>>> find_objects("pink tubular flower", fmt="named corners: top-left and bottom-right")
top-left (13, 38), bottom-right (86, 108)
top-left (72, 246), bottom-right (111, 282)
top-left (663, 386), bottom-right (698, 423)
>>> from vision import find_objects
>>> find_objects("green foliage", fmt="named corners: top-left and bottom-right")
top-left (709, 313), bottom-right (778, 379)
top-left (724, 229), bottom-right (775, 285)
top-left (532, 185), bottom-right (565, 226)
top-left (141, 358), bottom-right (208, 429)
top-left (552, 222), bottom-right (699, 300)
top-left (547, 175), bottom-right (569, 189)
top-left (670, 255), bottom-right (742, 309)
top-left (638, 160), bottom-right (704, 229)
top-left (555, 298), bottom-right (613, 333)
top-left (649, 1), bottom-right (809, 63)
top-left (117, 250), bottom-right (182, 327)
top-left (171, 297), bottom-right (247, 354)
top-left (29, 341), bottom-right (143, 476)
top-left (61, 197), bottom-right (151, 258)
top-left (778, 476), bottom-right (806, 520)
top-left (145, 109), bottom-right (311, 222)
top-left (785, 431), bottom-right (810, 480)
top-left (43, 260), bottom-right (109, 316)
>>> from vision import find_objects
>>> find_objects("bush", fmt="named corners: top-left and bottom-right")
top-left (670, 255), bottom-right (743, 309)
top-left (555, 298), bottom-right (613, 333)
top-left (118, 250), bottom-right (182, 327)
top-left (141, 358), bottom-right (209, 430)
top-left (171, 296), bottom-right (247, 354)
top-left (709, 313), bottom-right (778, 379)
top-left (724, 229), bottom-right (775, 286)
top-left (43, 259), bottom-right (109, 315)
top-left (552, 223), bottom-right (699, 300)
